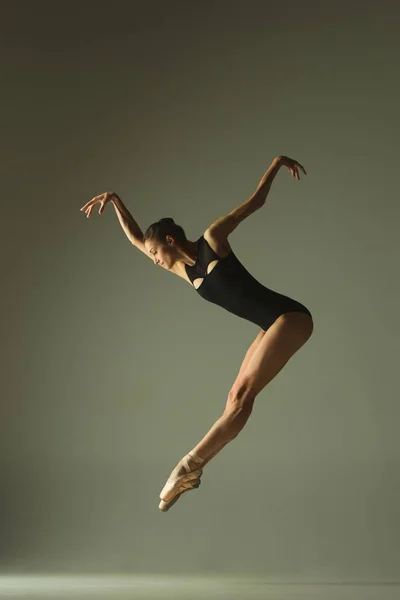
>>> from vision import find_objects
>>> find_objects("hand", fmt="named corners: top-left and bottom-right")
top-left (80, 191), bottom-right (119, 218)
top-left (277, 156), bottom-right (307, 180)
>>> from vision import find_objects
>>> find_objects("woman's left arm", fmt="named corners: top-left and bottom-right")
top-left (252, 155), bottom-right (307, 204)
top-left (207, 156), bottom-right (306, 239)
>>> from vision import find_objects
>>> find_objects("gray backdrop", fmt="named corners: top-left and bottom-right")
top-left (1, 0), bottom-right (399, 583)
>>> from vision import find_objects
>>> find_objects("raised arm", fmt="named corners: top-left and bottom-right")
top-left (250, 155), bottom-right (306, 204)
top-left (80, 192), bottom-right (152, 260)
top-left (110, 194), bottom-right (143, 243)
top-left (208, 156), bottom-right (307, 239)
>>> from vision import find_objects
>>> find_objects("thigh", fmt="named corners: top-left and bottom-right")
top-left (238, 312), bottom-right (313, 398)
top-left (234, 329), bottom-right (266, 384)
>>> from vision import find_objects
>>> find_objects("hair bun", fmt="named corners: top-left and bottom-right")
top-left (159, 217), bottom-right (174, 225)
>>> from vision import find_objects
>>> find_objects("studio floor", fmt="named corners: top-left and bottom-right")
top-left (0, 576), bottom-right (399, 600)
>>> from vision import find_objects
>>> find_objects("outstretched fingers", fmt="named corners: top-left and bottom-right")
top-left (80, 194), bottom-right (105, 218)
top-left (297, 161), bottom-right (307, 176)
top-left (290, 162), bottom-right (307, 180)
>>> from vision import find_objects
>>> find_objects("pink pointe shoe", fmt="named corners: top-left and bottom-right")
top-left (159, 452), bottom-right (204, 512)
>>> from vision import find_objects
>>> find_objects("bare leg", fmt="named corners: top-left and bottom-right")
top-left (187, 329), bottom-right (265, 467)
top-left (186, 313), bottom-right (313, 473)
top-left (189, 402), bottom-right (254, 467)
top-left (159, 313), bottom-right (313, 511)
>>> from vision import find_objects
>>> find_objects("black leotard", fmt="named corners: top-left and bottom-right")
top-left (185, 235), bottom-right (312, 332)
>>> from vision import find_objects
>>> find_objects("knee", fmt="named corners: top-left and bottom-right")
top-left (225, 381), bottom-right (256, 414)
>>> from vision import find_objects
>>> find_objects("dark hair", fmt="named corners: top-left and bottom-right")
top-left (143, 218), bottom-right (187, 246)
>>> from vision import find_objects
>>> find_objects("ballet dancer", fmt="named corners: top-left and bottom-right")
top-left (80, 155), bottom-right (314, 512)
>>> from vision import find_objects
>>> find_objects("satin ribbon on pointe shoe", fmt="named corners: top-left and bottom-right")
top-left (158, 452), bottom-right (204, 512)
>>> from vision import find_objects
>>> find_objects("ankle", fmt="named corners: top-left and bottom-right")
top-left (183, 451), bottom-right (205, 471)
top-left (188, 451), bottom-right (204, 463)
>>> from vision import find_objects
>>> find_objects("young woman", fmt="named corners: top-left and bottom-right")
top-left (80, 155), bottom-right (314, 512)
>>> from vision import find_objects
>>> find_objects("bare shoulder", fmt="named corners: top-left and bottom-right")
top-left (203, 228), bottom-right (232, 258)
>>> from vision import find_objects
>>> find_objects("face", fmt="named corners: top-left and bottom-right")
top-left (145, 237), bottom-right (174, 269)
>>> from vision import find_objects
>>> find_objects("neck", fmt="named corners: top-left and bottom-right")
top-left (180, 240), bottom-right (198, 266)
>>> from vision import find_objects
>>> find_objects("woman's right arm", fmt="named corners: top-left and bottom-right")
top-left (110, 195), bottom-right (144, 244)
top-left (112, 196), bottom-right (156, 260)
top-left (81, 192), bottom-right (152, 260)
